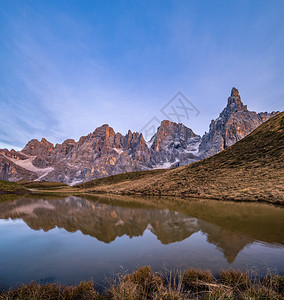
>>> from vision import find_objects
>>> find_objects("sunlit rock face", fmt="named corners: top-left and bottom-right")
top-left (198, 87), bottom-right (278, 158)
top-left (0, 88), bottom-right (278, 184)
top-left (0, 155), bottom-right (37, 181)
top-left (149, 120), bottom-right (201, 168)
top-left (0, 149), bottom-right (38, 181)
top-left (0, 125), bottom-right (149, 185)
top-left (22, 138), bottom-right (54, 157)
top-left (0, 122), bottom-right (200, 184)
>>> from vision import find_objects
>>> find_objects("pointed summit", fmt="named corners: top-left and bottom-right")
top-left (231, 87), bottom-right (239, 97)
top-left (227, 87), bottom-right (247, 112)
top-left (93, 124), bottom-right (115, 139)
top-left (199, 87), bottom-right (277, 158)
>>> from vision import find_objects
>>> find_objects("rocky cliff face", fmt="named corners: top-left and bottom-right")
top-left (0, 121), bottom-right (200, 184)
top-left (198, 88), bottom-right (278, 158)
top-left (149, 120), bottom-right (201, 168)
top-left (0, 88), bottom-right (278, 184)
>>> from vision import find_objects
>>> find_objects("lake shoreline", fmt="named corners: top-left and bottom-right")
top-left (81, 190), bottom-right (284, 205)
top-left (1, 267), bottom-right (283, 299)
top-left (1, 178), bottom-right (284, 205)
top-left (12, 189), bottom-right (284, 206)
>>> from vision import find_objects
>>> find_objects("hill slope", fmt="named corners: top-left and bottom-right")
top-left (77, 112), bottom-right (284, 203)
top-left (0, 180), bottom-right (29, 194)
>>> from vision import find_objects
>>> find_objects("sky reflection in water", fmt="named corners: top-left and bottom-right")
top-left (0, 195), bottom-right (283, 288)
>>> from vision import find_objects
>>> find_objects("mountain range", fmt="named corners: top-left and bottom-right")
top-left (77, 110), bottom-right (284, 203)
top-left (0, 88), bottom-right (278, 185)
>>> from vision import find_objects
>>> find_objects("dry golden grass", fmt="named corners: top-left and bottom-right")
top-left (1, 267), bottom-right (283, 299)
top-left (0, 281), bottom-right (100, 300)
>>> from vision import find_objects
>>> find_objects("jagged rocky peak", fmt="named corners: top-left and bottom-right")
top-left (0, 87), bottom-right (279, 184)
top-left (125, 131), bottom-right (150, 165)
top-left (0, 148), bottom-right (26, 160)
top-left (226, 87), bottom-right (247, 112)
top-left (149, 120), bottom-right (201, 168)
top-left (198, 87), bottom-right (278, 158)
top-left (60, 139), bottom-right (76, 150)
top-left (93, 124), bottom-right (115, 139)
top-left (151, 120), bottom-right (197, 152)
top-left (54, 139), bottom-right (76, 155)
top-left (125, 130), bottom-right (146, 150)
top-left (231, 87), bottom-right (239, 97)
top-left (22, 138), bottom-right (54, 156)
top-left (62, 139), bottom-right (76, 145)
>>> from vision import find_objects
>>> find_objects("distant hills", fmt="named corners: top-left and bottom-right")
top-left (77, 112), bottom-right (284, 204)
top-left (0, 88), bottom-right (279, 185)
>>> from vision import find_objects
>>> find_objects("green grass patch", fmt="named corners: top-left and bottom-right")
top-left (0, 180), bottom-right (29, 194)
top-left (19, 181), bottom-right (69, 190)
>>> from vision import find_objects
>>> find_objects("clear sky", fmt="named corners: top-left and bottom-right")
top-left (0, 0), bottom-right (283, 150)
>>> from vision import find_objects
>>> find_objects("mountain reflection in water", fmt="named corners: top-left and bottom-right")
top-left (0, 195), bottom-right (283, 265)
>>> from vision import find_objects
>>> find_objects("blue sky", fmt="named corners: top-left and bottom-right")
top-left (0, 0), bottom-right (283, 149)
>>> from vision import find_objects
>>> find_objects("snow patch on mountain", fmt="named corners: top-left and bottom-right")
top-left (146, 138), bottom-right (155, 149)
top-left (1, 153), bottom-right (54, 180)
top-left (112, 148), bottom-right (124, 154)
top-left (70, 179), bottom-right (84, 186)
top-left (152, 159), bottom-right (179, 170)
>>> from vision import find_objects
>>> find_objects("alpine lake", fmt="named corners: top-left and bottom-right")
top-left (0, 194), bottom-right (283, 289)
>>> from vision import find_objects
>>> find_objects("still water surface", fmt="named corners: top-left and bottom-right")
top-left (0, 195), bottom-right (283, 288)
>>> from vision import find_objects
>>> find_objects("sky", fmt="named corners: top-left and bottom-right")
top-left (0, 0), bottom-right (283, 150)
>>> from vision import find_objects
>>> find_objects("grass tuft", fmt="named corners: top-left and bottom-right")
top-left (220, 270), bottom-right (250, 291)
top-left (262, 273), bottom-right (284, 295)
top-left (182, 268), bottom-right (215, 293)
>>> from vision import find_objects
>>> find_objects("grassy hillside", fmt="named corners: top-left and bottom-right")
top-left (19, 181), bottom-right (69, 190)
top-left (76, 169), bottom-right (167, 189)
top-left (76, 112), bottom-right (284, 204)
top-left (0, 180), bottom-right (29, 194)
